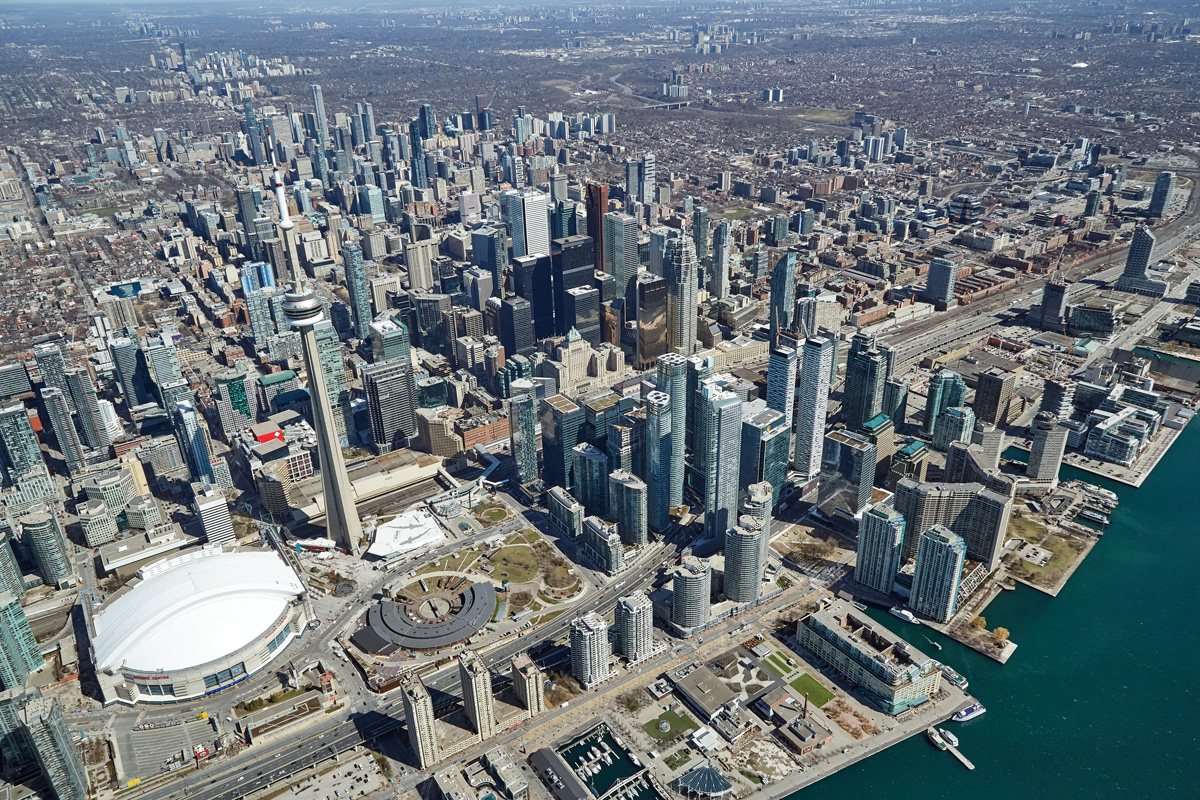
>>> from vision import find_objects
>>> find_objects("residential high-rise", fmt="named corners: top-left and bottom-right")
top-left (213, 367), bottom-right (258, 441)
top-left (923, 370), bottom-right (967, 435)
top-left (362, 358), bottom-right (416, 454)
top-left (0, 685), bottom-right (40, 778)
top-left (33, 343), bottom-right (71, 412)
top-left (608, 470), bottom-right (648, 547)
top-left (0, 532), bottom-right (25, 600)
top-left (509, 393), bottom-right (539, 485)
top-left (64, 367), bottom-right (108, 452)
top-left (766, 345), bottom-right (798, 429)
top-left (1028, 411), bottom-right (1069, 483)
top-left (510, 654), bottom-right (545, 717)
top-left (508, 190), bottom-right (550, 258)
top-left (741, 481), bottom-right (774, 565)
top-left (1040, 378), bottom-right (1075, 421)
top-left (664, 236), bottom-right (698, 355)
top-left (77, 499), bottom-right (118, 548)
top-left (1115, 226), bottom-right (1166, 297)
top-left (697, 384), bottom-right (742, 539)
top-left (0, 592), bottom-right (41, 690)
top-left (639, 152), bottom-right (656, 204)
top-left (843, 332), bottom-right (892, 431)
top-left (109, 337), bottom-right (154, 408)
top-left (21, 693), bottom-right (88, 800)
top-left (615, 592), bottom-right (654, 662)
top-left (540, 395), bottom-right (584, 490)
top-left (192, 483), bottom-right (235, 546)
top-left (644, 391), bottom-right (673, 532)
top-left (458, 650), bottom-right (496, 741)
top-left (820, 430), bottom-right (878, 515)
top-left (893, 479), bottom-right (1012, 569)
top-left (572, 443), bottom-right (609, 517)
top-left (710, 219), bottom-right (732, 300)
top-left (20, 508), bottom-right (72, 590)
top-left (0, 401), bottom-right (44, 487)
top-left (656, 354), bottom-right (688, 508)
top-left (585, 182), bottom-right (609, 272)
top-left (283, 269), bottom-right (364, 553)
top-left (739, 407), bottom-right (788, 506)
top-left (569, 612), bottom-right (612, 687)
top-left (769, 252), bottom-right (796, 339)
top-left (910, 525), bottom-right (966, 623)
top-left (583, 517), bottom-right (623, 574)
top-left (932, 406), bottom-right (975, 452)
top-left (310, 84), bottom-right (329, 147)
top-left (922, 257), bottom-right (957, 305)
top-left (724, 526), bottom-right (765, 603)
top-left (43, 388), bottom-right (85, 475)
top-left (855, 504), bottom-right (906, 595)
top-left (344, 240), bottom-right (372, 340)
top-left (882, 376), bottom-right (908, 426)
top-left (691, 205), bottom-right (709, 263)
top-left (671, 557), bottom-right (712, 629)
top-left (973, 367), bottom-right (1016, 426)
top-left (400, 672), bottom-right (440, 770)
top-left (173, 400), bottom-right (215, 485)
top-left (794, 335), bottom-right (834, 479)
top-left (1036, 275), bottom-right (1070, 331)
top-left (1149, 170), bottom-right (1176, 217)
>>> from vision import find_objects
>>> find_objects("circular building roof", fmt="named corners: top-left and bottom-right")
top-left (92, 550), bottom-right (305, 674)
top-left (352, 582), bottom-right (497, 654)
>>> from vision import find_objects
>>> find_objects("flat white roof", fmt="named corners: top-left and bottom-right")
top-left (92, 550), bottom-right (304, 674)
top-left (366, 507), bottom-right (446, 559)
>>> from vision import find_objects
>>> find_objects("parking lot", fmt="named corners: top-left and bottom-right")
top-left (284, 755), bottom-right (385, 800)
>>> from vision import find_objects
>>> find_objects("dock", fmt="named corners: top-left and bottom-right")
top-left (946, 742), bottom-right (975, 770)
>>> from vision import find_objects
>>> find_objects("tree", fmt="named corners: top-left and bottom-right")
top-left (992, 627), bottom-right (1010, 645)
top-left (971, 615), bottom-right (987, 629)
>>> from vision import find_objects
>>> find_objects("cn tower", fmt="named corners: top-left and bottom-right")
top-left (267, 128), bottom-right (364, 554)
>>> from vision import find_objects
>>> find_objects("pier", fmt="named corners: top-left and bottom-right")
top-left (946, 742), bottom-right (975, 770)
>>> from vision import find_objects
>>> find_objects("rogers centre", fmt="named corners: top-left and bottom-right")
top-left (87, 549), bottom-right (312, 706)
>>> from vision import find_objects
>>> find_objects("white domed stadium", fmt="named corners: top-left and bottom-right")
top-left (89, 548), bottom-right (312, 706)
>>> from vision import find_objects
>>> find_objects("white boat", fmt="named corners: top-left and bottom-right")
top-left (940, 664), bottom-right (969, 690)
top-left (591, 746), bottom-right (601, 759)
top-left (603, 753), bottom-right (613, 765)
top-left (1082, 484), bottom-right (1118, 503)
top-left (939, 728), bottom-right (959, 747)
top-left (629, 754), bottom-right (641, 767)
top-left (952, 703), bottom-right (986, 722)
top-left (614, 736), bottom-right (624, 748)
top-left (889, 607), bottom-right (917, 623)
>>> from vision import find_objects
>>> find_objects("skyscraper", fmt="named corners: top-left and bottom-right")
top-left (572, 443), bottom-right (609, 517)
top-left (1149, 171), bottom-right (1176, 217)
top-left (362, 359), bottom-right (416, 454)
top-left (741, 481), bottom-right (774, 565)
top-left (20, 693), bottom-right (88, 800)
top-left (310, 84), bottom-right (329, 147)
top-left (671, 557), bottom-right (712, 629)
top-left (0, 592), bottom-right (41, 690)
top-left (1028, 411), bottom-right (1068, 484)
top-left (33, 343), bottom-right (71, 413)
top-left (499, 296), bottom-right (536, 359)
top-left (585, 182), bottom-right (609, 273)
top-left (344, 240), bottom-right (371, 340)
top-left (710, 219), bottom-right (732, 299)
top-left (508, 190), bottom-right (551, 258)
top-left (540, 395), bottom-right (584, 490)
top-left (1115, 226), bottom-right (1166, 297)
top-left (974, 367), bottom-right (1016, 427)
top-left (400, 672), bottom-right (439, 769)
top-left (739, 407), bottom-right (788, 505)
top-left (43, 388), bottom-right (85, 475)
top-left (893, 478), bottom-right (1012, 569)
top-left (656, 354), bottom-right (688, 509)
top-left (820, 430), bottom-right (878, 515)
top-left (855, 504), bottom-right (906, 595)
top-left (639, 152), bottom-right (656, 204)
top-left (724, 526), bottom-right (765, 603)
top-left (923, 257), bottom-right (957, 305)
top-left (192, 483), bottom-right (235, 546)
top-left (697, 384), bottom-right (742, 539)
top-left (644, 391), bottom-right (673, 532)
top-left (664, 236), bottom-right (698, 355)
top-left (692, 205), bottom-right (709, 263)
top-left (64, 367), bottom-right (108, 452)
top-left (843, 332), bottom-right (891, 431)
top-left (608, 470), bottom-right (648, 547)
top-left (910, 525), bottom-right (966, 623)
top-left (923, 370), bottom-right (967, 435)
top-left (615, 592), bottom-right (654, 662)
top-left (794, 336), bottom-right (834, 479)
top-left (766, 345), bottom-right (798, 429)
top-left (769, 252), bottom-right (796, 339)
top-left (932, 406), bottom-right (975, 452)
top-left (551, 234), bottom-right (595, 336)
top-left (173, 400), bottom-right (215, 485)
top-left (512, 253), bottom-right (555, 340)
top-left (458, 650), bottom-right (496, 741)
top-left (509, 393), bottom-right (539, 485)
top-left (570, 612), bottom-right (612, 687)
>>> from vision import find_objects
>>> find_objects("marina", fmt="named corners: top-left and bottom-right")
top-left (556, 723), bottom-right (666, 800)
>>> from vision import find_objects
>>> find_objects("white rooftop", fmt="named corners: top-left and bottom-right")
top-left (366, 507), bottom-right (446, 559)
top-left (92, 550), bottom-right (305, 674)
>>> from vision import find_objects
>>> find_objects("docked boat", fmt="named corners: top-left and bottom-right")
top-left (1082, 484), bottom-right (1118, 503)
top-left (926, 727), bottom-right (947, 750)
top-left (629, 754), bottom-right (641, 767)
top-left (939, 729), bottom-right (959, 748)
top-left (614, 735), bottom-right (624, 748)
top-left (952, 703), bottom-right (986, 722)
top-left (603, 753), bottom-right (613, 765)
top-left (590, 746), bottom-right (601, 759)
top-left (889, 607), bottom-right (917, 623)
top-left (1078, 508), bottom-right (1110, 525)
top-left (851, 601), bottom-right (868, 611)
top-left (940, 664), bottom-right (969, 690)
